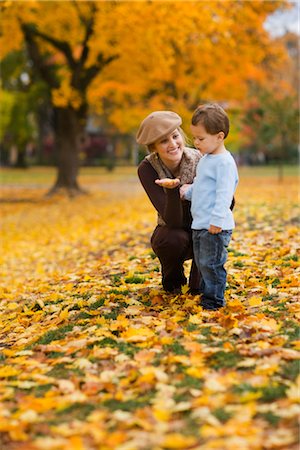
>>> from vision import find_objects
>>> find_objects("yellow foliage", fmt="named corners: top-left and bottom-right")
top-left (1, 1), bottom-right (293, 130)
top-left (0, 167), bottom-right (299, 449)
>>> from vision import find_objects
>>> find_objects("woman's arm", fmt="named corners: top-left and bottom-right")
top-left (137, 159), bottom-right (183, 228)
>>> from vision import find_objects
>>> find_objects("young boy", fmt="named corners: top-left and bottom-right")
top-left (180, 103), bottom-right (238, 310)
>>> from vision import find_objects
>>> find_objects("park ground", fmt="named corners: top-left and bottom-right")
top-left (0, 165), bottom-right (299, 450)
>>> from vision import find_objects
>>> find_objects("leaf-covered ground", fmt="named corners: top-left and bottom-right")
top-left (0, 167), bottom-right (299, 450)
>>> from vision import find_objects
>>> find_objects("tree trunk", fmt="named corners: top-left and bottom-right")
top-left (278, 159), bottom-right (283, 183)
top-left (15, 148), bottom-right (28, 168)
top-left (47, 107), bottom-right (86, 197)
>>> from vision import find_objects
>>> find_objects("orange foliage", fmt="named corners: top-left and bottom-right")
top-left (0, 0), bottom-right (291, 133)
top-left (0, 167), bottom-right (299, 449)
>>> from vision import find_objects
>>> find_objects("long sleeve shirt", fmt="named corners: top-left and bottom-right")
top-left (185, 151), bottom-right (238, 230)
top-left (138, 159), bottom-right (193, 229)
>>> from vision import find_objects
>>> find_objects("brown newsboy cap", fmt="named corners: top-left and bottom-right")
top-left (136, 111), bottom-right (182, 145)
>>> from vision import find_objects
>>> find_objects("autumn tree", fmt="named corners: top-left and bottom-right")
top-left (1, 1), bottom-right (120, 195)
top-left (0, 0), bottom-right (289, 195)
top-left (241, 30), bottom-right (299, 179)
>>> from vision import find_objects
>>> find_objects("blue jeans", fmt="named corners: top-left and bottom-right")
top-left (192, 229), bottom-right (232, 309)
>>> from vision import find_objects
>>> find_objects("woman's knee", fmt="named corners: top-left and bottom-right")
top-left (151, 227), bottom-right (190, 255)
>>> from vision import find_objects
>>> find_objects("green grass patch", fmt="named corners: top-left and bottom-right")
top-left (282, 321), bottom-right (300, 341)
top-left (280, 360), bottom-right (299, 381)
top-left (47, 352), bottom-right (65, 359)
top-left (103, 309), bottom-right (122, 320)
top-left (35, 324), bottom-right (74, 345)
top-left (103, 398), bottom-right (150, 412)
top-left (233, 383), bottom-right (258, 395)
top-left (283, 254), bottom-right (298, 262)
top-left (108, 289), bottom-right (130, 295)
top-left (1, 165), bottom-right (298, 186)
top-left (256, 412), bottom-right (281, 425)
top-left (163, 341), bottom-right (189, 356)
top-left (46, 363), bottom-right (83, 378)
top-left (33, 383), bottom-right (54, 397)
top-left (111, 274), bottom-right (122, 286)
top-left (57, 403), bottom-right (96, 420)
top-left (260, 384), bottom-right (287, 402)
top-left (233, 261), bottom-right (244, 268)
top-left (212, 407), bottom-right (233, 423)
top-left (124, 275), bottom-right (145, 284)
top-left (91, 337), bottom-right (138, 357)
top-left (207, 350), bottom-right (242, 369)
top-left (176, 375), bottom-right (203, 389)
top-left (228, 248), bottom-right (247, 257)
top-left (186, 323), bottom-right (199, 332)
top-left (76, 311), bottom-right (94, 320)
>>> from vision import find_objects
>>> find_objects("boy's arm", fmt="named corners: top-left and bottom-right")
top-left (180, 183), bottom-right (193, 200)
top-left (210, 161), bottom-right (238, 230)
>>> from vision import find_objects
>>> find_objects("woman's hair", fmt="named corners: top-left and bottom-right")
top-left (191, 103), bottom-right (229, 138)
top-left (148, 127), bottom-right (188, 152)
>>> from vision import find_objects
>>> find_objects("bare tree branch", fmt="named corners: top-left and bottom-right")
top-left (21, 23), bottom-right (59, 88)
top-left (21, 23), bottom-right (76, 71)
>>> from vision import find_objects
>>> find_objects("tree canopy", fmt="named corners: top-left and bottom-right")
top-left (1, 1), bottom-right (290, 126)
top-left (0, 0), bottom-right (294, 192)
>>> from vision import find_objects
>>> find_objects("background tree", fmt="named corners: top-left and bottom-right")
top-left (0, 90), bottom-right (37, 167)
top-left (241, 30), bottom-right (299, 179)
top-left (1, 0), bottom-right (291, 194)
top-left (241, 90), bottom-right (298, 179)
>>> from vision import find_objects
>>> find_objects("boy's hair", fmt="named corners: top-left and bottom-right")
top-left (191, 103), bottom-right (230, 138)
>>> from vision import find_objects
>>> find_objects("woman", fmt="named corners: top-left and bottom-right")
top-left (136, 111), bottom-right (201, 294)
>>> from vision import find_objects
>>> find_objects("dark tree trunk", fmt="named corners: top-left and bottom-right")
top-left (15, 149), bottom-right (28, 168)
top-left (47, 107), bottom-right (86, 197)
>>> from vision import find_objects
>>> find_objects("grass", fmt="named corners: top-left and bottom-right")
top-left (0, 164), bottom-right (298, 187)
top-left (1, 165), bottom-right (299, 449)
top-left (0, 165), bottom-right (138, 186)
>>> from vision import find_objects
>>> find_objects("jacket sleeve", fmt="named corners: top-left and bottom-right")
top-left (137, 159), bottom-right (184, 228)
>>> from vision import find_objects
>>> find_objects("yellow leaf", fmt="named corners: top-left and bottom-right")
top-left (162, 433), bottom-right (197, 448)
top-left (259, 317), bottom-right (279, 332)
top-left (58, 309), bottom-right (69, 320)
top-left (122, 327), bottom-right (154, 342)
top-left (181, 284), bottom-right (190, 294)
top-left (7, 302), bottom-right (19, 310)
top-left (153, 408), bottom-right (171, 422)
top-left (161, 336), bottom-right (173, 345)
top-left (36, 298), bottom-right (45, 309)
top-left (248, 296), bottom-right (263, 307)
top-left (186, 366), bottom-right (205, 378)
top-left (69, 436), bottom-right (85, 450)
top-left (0, 366), bottom-right (19, 378)
top-left (189, 314), bottom-right (202, 324)
top-left (240, 391), bottom-right (262, 403)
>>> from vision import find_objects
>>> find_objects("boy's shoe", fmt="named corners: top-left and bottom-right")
top-left (201, 299), bottom-right (224, 311)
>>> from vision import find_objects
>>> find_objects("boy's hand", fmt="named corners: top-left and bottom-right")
top-left (155, 178), bottom-right (180, 189)
top-left (208, 225), bottom-right (222, 234)
top-left (179, 183), bottom-right (190, 199)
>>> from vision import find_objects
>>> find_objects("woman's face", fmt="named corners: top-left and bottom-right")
top-left (152, 129), bottom-right (184, 166)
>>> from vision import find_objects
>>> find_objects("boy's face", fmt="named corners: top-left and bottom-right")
top-left (191, 123), bottom-right (224, 155)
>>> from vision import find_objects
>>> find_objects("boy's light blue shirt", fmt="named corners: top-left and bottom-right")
top-left (185, 150), bottom-right (238, 230)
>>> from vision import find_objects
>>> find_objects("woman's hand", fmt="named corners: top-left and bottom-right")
top-left (155, 178), bottom-right (180, 189)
